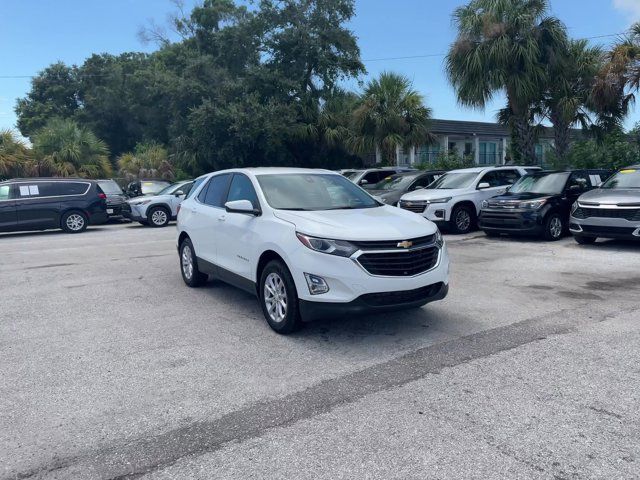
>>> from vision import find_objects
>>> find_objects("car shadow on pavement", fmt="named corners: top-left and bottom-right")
top-left (0, 227), bottom-right (112, 239)
top-left (196, 278), bottom-right (454, 349)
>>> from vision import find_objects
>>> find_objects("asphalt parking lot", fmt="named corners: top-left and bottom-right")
top-left (1, 223), bottom-right (639, 479)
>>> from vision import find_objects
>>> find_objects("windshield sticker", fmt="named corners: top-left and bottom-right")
top-left (620, 169), bottom-right (636, 174)
top-left (19, 186), bottom-right (30, 196)
top-left (29, 185), bottom-right (39, 195)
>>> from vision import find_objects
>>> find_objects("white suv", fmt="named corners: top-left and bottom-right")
top-left (176, 168), bottom-right (449, 333)
top-left (126, 180), bottom-right (194, 227)
top-left (398, 166), bottom-right (529, 234)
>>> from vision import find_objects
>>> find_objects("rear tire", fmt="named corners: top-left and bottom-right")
top-left (450, 205), bottom-right (475, 234)
top-left (61, 210), bottom-right (88, 233)
top-left (543, 213), bottom-right (564, 241)
top-left (259, 260), bottom-right (302, 334)
top-left (179, 238), bottom-right (207, 287)
top-left (574, 235), bottom-right (597, 245)
top-left (148, 206), bottom-right (170, 227)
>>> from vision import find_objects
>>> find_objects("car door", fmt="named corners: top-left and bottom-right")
top-left (563, 171), bottom-right (591, 217)
top-left (0, 184), bottom-right (17, 232)
top-left (475, 171), bottom-right (509, 212)
top-left (14, 181), bottom-right (61, 229)
top-left (216, 173), bottom-right (261, 281)
top-left (186, 174), bottom-right (232, 266)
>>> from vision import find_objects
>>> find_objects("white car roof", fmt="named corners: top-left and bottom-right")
top-left (205, 167), bottom-right (338, 177)
top-left (448, 166), bottom-right (521, 174)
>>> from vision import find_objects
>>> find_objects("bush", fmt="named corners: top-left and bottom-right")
top-left (416, 151), bottom-right (475, 171)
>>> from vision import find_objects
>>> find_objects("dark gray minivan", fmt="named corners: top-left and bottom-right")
top-left (0, 178), bottom-right (108, 234)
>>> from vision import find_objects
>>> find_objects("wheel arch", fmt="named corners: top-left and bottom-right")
top-left (256, 250), bottom-right (287, 296)
top-left (451, 200), bottom-right (477, 218)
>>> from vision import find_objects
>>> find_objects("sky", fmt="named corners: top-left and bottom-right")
top-left (1, 0), bottom-right (640, 135)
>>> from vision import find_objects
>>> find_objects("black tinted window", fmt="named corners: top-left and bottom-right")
top-left (226, 174), bottom-right (259, 209)
top-left (495, 170), bottom-right (521, 185)
top-left (181, 182), bottom-right (194, 196)
top-left (15, 182), bottom-right (87, 197)
top-left (199, 174), bottom-right (231, 207)
top-left (568, 172), bottom-right (590, 190)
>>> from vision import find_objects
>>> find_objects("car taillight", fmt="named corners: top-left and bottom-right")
top-left (98, 193), bottom-right (107, 200)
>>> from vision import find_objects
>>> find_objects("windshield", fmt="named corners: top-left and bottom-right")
top-left (257, 173), bottom-right (379, 211)
top-left (156, 182), bottom-right (189, 196)
top-left (509, 172), bottom-right (569, 195)
top-left (373, 174), bottom-right (417, 191)
top-left (429, 172), bottom-right (478, 189)
top-left (97, 180), bottom-right (123, 195)
top-left (601, 168), bottom-right (640, 189)
top-left (140, 181), bottom-right (171, 195)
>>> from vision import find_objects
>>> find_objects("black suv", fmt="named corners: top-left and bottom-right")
top-left (478, 170), bottom-right (612, 240)
top-left (97, 179), bottom-right (129, 220)
top-left (0, 178), bottom-right (108, 234)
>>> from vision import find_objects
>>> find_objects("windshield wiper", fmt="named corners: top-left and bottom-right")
top-left (278, 207), bottom-right (312, 211)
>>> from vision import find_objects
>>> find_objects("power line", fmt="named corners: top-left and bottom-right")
top-left (0, 31), bottom-right (629, 77)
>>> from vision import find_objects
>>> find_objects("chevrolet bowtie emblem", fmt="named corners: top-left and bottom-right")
top-left (397, 240), bottom-right (413, 249)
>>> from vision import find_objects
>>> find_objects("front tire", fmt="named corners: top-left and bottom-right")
top-left (148, 206), bottom-right (170, 227)
top-left (450, 205), bottom-right (475, 234)
top-left (179, 238), bottom-right (207, 287)
top-left (259, 260), bottom-right (302, 334)
top-left (61, 210), bottom-right (88, 233)
top-left (574, 235), bottom-right (597, 245)
top-left (543, 213), bottom-right (564, 241)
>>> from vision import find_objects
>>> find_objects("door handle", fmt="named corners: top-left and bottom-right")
top-left (218, 215), bottom-right (226, 222)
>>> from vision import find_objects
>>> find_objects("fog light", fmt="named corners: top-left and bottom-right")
top-left (435, 209), bottom-right (445, 218)
top-left (304, 273), bottom-right (329, 295)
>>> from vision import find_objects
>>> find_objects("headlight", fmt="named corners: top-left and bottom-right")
top-left (481, 200), bottom-right (488, 209)
top-left (571, 202), bottom-right (578, 214)
top-left (518, 199), bottom-right (547, 209)
top-left (296, 233), bottom-right (358, 257)
top-left (435, 229), bottom-right (444, 247)
top-left (131, 199), bottom-right (152, 206)
top-left (429, 197), bottom-right (452, 204)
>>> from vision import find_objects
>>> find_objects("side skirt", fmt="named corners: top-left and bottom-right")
top-left (196, 257), bottom-right (257, 297)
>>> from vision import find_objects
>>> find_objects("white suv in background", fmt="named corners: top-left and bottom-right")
top-left (126, 180), bottom-right (194, 227)
top-left (176, 168), bottom-right (449, 334)
top-left (398, 166), bottom-right (530, 234)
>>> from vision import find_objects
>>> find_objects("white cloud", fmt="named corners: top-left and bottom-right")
top-left (614, 0), bottom-right (640, 22)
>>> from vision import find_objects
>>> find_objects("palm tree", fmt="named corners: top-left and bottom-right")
top-left (117, 143), bottom-right (174, 180)
top-left (350, 72), bottom-right (435, 164)
top-left (0, 129), bottom-right (33, 179)
top-left (591, 22), bottom-right (640, 133)
top-left (446, 0), bottom-right (567, 164)
top-left (32, 118), bottom-right (112, 178)
top-left (542, 40), bottom-right (604, 164)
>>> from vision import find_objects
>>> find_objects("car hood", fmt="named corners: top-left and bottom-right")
top-left (578, 188), bottom-right (640, 206)
top-left (273, 206), bottom-right (437, 240)
top-left (400, 188), bottom-right (466, 201)
top-left (488, 192), bottom-right (553, 202)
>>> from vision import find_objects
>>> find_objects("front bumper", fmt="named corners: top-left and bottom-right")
top-left (299, 282), bottom-right (448, 322)
top-left (479, 208), bottom-right (544, 235)
top-left (569, 216), bottom-right (640, 240)
top-left (288, 241), bottom-right (450, 305)
top-left (123, 203), bottom-right (147, 222)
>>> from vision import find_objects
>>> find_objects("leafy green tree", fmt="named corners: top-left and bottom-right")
top-left (446, 0), bottom-right (566, 164)
top-left (15, 63), bottom-right (80, 137)
top-left (560, 130), bottom-right (640, 170)
top-left (351, 72), bottom-right (435, 165)
top-left (32, 118), bottom-right (112, 178)
top-left (0, 130), bottom-right (33, 179)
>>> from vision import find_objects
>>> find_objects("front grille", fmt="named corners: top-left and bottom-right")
top-left (399, 200), bottom-right (427, 213)
top-left (360, 282), bottom-right (444, 307)
top-left (350, 235), bottom-right (435, 250)
top-left (573, 207), bottom-right (640, 221)
top-left (357, 246), bottom-right (439, 276)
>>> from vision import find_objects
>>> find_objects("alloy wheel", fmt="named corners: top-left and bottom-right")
top-left (264, 272), bottom-right (287, 323)
top-left (455, 210), bottom-right (471, 232)
top-left (182, 245), bottom-right (194, 280)
top-left (66, 214), bottom-right (85, 231)
top-left (549, 217), bottom-right (562, 238)
top-left (151, 210), bottom-right (168, 226)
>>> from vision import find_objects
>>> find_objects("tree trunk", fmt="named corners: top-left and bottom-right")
top-left (551, 110), bottom-right (570, 168)
top-left (512, 115), bottom-right (537, 165)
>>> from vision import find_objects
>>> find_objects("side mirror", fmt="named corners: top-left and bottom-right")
top-left (359, 179), bottom-right (369, 185)
top-left (477, 182), bottom-right (490, 190)
top-left (174, 190), bottom-right (185, 197)
top-left (225, 199), bottom-right (260, 216)
top-left (568, 184), bottom-right (581, 192)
